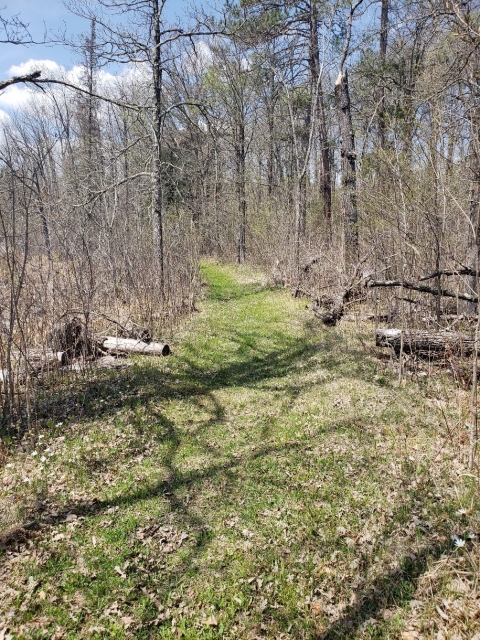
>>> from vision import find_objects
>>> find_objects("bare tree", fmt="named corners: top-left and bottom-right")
top-left (335, 0), bottom-right (365, 269)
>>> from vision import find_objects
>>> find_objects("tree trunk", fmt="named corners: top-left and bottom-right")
top-left (152, 0), bottom-right (164, 291)
top-left (267, 70), bottom-right (276, 197)
top-left (236, 122), bottom-right (246, 264)
top-left (318, 82), bottom-right (332, 227)
top-left (335, 69), bottom-right (359, 268)
top-left (466, 82), bottom-right (480, 314)
top-left (377, 0), bottom-right (388, 148)
top-left (293, 177), bottom-right (304, 280)
top-left (309, 0), bottom-right (332, 226)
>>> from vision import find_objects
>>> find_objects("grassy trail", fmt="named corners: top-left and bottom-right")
top-left (0, 261), bottom-right (478, 639)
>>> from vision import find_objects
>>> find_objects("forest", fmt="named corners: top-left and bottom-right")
top-left (1, 0), bottom-right (480, 427)
top-left (1, 1), bottom-right (480, 638)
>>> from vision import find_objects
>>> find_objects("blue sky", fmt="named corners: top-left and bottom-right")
top-left (1, 0), bottom-right (193, 76)
top-left (0, 0), bottom-right (194, 117)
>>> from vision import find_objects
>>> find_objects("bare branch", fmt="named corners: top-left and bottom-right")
top-left (366, 279), bottom-right (478, 303)
top-left (419, 268), bottom-right (479, 281)
top-left (0, 71), bottom-right (42, 92)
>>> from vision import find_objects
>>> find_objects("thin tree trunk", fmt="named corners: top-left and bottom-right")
top-left (151, 0), bottom-right (164, 291)
top-left (318, 82), bottom-right (332, 227)
top-left (377, 0), bottom-right (388, 148)
top-left (267, 71), bottom-right (275, 197)
top-left (236, 122), bottom-right (246, 264)
top-left (466, 80), bottom-right (480, 315)
top-left (335, 69), bottom-right (359, 267)
top-left (309, 1), bottom-right (332, 226)
top-left (34, 174), bottom-right (52, 261)
top-left (294, 177), bottom-right (303, 281)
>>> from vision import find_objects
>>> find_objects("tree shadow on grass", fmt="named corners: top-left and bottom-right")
top-left (29, 333), bottom-right (326, 430)
top-left (1, 395), bottom-right (454, 638)
top-left (1, 436), bottom-right (309, 634)
top-left (311, 480), bottom-right (452, 640)
top-left (15, 297), bottom-right (389, 441)
top-left (318, 544), bottom-right (448, 640)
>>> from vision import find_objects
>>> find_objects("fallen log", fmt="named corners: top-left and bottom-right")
top-left (25, 349), bottom-right (66, 375)
top-left (376, 328), bottom-right (476, 356)
top-left (0, 350), bottom-right (66, 385)
top-left (26, 349), bottom-right (66, 365)
top-left (102, 337), bottom-right (170, 356)
top-left (342, 313), bottom-right (392, 323)
top-left (366, 279), bottom-right (478, 303)
top-left (68, 355), bottom-right (133, 372)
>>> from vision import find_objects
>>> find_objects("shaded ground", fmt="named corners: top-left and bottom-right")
top-left (0, 261), bottom-right (479, 639)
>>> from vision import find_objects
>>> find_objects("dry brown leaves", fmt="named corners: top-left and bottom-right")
top-left (133, 523), bottom-right (188, 552)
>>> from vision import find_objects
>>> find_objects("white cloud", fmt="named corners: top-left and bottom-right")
top-left (0, 84), bottom-right (35, 110)
top-left (66, 65), bottom-right (84, 86)
top-left (194, 41), bottom-right (213, 67)
top-left (0, 57), bottom-right (149, 113)
top-left (182, 41), bottom-right (213, 75)
top-left (0, 58), bottom-right (118, 112)
top-left (0, 59), bottom-right (67, 112)
top-left (9, 59), bottom-right (64, 78)
top-left (66, 65), bottom-right (119, 89)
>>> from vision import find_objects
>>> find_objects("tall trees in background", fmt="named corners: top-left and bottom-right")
top-left (4, 0), bottom-right (480, 430)
top-left (335, 0), bottom-right (364, 268)
top-left (66, 0), bottom-right (210, 291)
top-left (203, 38), bottom-right (258, 264)
top-left (3, 0), bottom-right (480, 392)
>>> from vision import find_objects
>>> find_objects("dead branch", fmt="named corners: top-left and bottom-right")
top-left (0, 71), bottom-right (42, 92)
top-left (419, 268), bottom-right (477, 281)
top-left (366, 279), bottom-right (478, 303)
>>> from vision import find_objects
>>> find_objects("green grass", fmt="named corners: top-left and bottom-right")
top-left (0, 260), bottom-right (479, 639)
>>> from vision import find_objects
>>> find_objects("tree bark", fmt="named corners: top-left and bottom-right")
top-left (377, 0), bottom-right (388, 148)
top-left (335, 69), bottom-right (359, 267)
top-left (236, 121), bottom-right (247, 264)
top-left (152, 0), bottom-right (165, 291)
top-left (376, 328), bottom-right (477, 356)
top-left (0, 70), bottom-right (41, 92)
top-left (309, 0), bottom-right (332, 225)
top-left (466, 75), bottom-right (480, 314)
top-left (366, 278), bottom-right (478, 303)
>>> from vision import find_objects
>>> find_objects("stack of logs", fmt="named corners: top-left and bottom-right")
top-left (1, 316), bottom-right (170, 384)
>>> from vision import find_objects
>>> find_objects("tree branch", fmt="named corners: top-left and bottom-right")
top-left (366, 279), bottom-right (478, 303)
top-left (419, 268), bottom-right (478, 281)
top-left (0, 70), bottom-right (42, 92)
